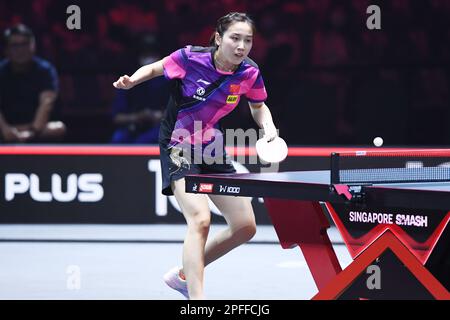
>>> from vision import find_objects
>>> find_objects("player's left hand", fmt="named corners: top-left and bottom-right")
top-left (113, 75), bottom-right (135, 90)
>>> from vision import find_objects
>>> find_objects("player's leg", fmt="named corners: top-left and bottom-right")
top-left (203, 194), bottom-right (256, 267)
top-left (172, 178), bottom-right (211, 300)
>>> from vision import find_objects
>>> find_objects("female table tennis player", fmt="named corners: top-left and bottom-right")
top-left (114, 12), bottom-right (279, 299)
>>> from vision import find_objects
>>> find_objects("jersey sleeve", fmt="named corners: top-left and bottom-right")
top-left (162, 47), bottom-right (189, 80)
top-left (245, 71), bottom-right (267, 103)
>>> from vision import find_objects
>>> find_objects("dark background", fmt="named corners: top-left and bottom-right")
top-left (1, 0), bottom-right (449, 146)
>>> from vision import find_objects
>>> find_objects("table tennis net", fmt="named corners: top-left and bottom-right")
top-left (331, 150), bottom-right (450, 184)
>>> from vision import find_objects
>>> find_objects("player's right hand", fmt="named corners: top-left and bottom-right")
top-left (113, 75), bottom-right (135, 89)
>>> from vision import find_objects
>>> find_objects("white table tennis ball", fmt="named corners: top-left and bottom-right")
top-left (373, 137), bottom-right (383, 147)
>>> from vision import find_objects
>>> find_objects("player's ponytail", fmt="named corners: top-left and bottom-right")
top-left (209, 12), bottom-right (255, 48)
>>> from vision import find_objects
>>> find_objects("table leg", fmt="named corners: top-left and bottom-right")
top-left (264, 198), bottom-right (342, 290)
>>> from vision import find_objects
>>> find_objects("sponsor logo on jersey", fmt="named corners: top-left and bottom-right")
top-left (226, 95), bottom-right (238, 104)
top-left (197, 79), bottom-right (211, 86)
top-left (196, 87), bottom-right (205, 96)
top-left (193, 87), bottom-right (207, 101)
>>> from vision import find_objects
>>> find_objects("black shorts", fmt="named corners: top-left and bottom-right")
top-left (159, 143), bottom-right (236, 196)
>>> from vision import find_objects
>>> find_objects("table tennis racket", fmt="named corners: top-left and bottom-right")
top-left (256, 136), bottom-right (288, 163)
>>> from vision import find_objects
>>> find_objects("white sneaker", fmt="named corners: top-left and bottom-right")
top-left (163, 266), bottom-right (189, 299)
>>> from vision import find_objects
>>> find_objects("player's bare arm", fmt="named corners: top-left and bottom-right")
top-left (113, 57), bottom-right (167, 89)
top-left (249, 101), bottom-right (277, 141)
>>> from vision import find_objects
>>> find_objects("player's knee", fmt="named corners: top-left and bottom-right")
top-left (194, 219), bottom-right (211, 236)
top-left (187, 212), bottom-right (211, 235)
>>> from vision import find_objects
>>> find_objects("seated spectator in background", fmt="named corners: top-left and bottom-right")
top-left (111, 34), bottom-right (169, 144)
top-left (0, 24), bottom-right (66, 143)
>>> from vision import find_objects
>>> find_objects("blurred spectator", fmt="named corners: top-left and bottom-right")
top-left (1, 0), bottom-right (447, 145)
top-left (110, 34), bottom-right (169, 144)
top-left (0, 24), bottom-right (66, 143)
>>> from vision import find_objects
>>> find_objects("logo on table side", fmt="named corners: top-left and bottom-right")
top-left (199, 183), bottom-right (213, 193)
top-left (219, 185), bottom-right (241, 194)
top-left (193, 87), bottom-right (206, 101)
top-left (348, 211), bottom-right (429, 228)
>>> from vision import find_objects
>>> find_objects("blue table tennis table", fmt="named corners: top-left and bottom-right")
top-left (186, 170), bottom-right (450, 300)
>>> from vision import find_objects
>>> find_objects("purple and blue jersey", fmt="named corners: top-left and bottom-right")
top-left (159, 45), bottom-right (267, 148)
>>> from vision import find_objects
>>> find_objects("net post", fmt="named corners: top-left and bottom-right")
top-left (331, 152), bottom-right (340, 184)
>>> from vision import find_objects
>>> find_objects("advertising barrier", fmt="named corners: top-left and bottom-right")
top-left (1, 146), bottom-right (446, 224)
